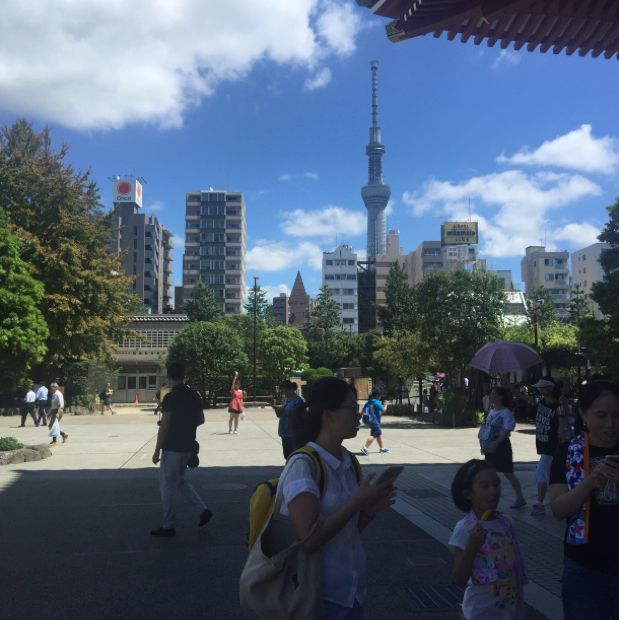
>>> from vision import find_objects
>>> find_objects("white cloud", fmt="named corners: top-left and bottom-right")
top-left (279, 171), bottom-right (319, 182)
top-left (403, 169), bottom-right (601, 257)
top-left (491, 49), bottom-right (521, 70)
top-left (303, 171), bottom-right (319, 180)
top-left (259, 283), bottom-right (291, 303)
top-left (554, 222), bottom-right (601, 247)
top-left (281, 205), bottom-right (366, 239)
top-left (385, 199), bottom-right (395, 217)
top-left (170, 235), bottom-right (185, 252)
top-left (304, 67), bottom-right (332, 91)
top-left (497, 125), bottom-right (619, 174)
top-left (146, 201), bottom-right (164, 213)
top-left (279, 174), bottom-right (292, 182)
top-left (247, 240), bottom-right (323, 271)
top-left (0, 1), bottom-right (365, 130)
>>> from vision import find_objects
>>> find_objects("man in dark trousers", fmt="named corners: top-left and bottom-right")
top-left (151, 362), bottom-right (213, 537)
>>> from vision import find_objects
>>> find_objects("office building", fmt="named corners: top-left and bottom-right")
top-left (323, 245), bottom-right (359, 334)
top-left (409, 240), bottom-right (442, 285)
top-left (181, 189), bottom-right (246, 315)
top-left (272, 293), bottom-right (289, 324)
top-left (361, 60), bottom-right (390, 260)
top-left (440, 221), bottom-right (479, 271)
top-left (572, 242), bottom-right (609, 319)
top-left (521, 246), bottom-right (570, 318)
top-left (107, 177), bottom-right (173, 314)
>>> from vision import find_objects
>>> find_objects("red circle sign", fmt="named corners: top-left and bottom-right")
top-left (117, 181), bottom-right (131, 195)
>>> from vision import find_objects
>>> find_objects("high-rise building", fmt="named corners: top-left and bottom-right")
top-left (107, 177), bottom-right (173, 314)
top-left (271, 293), bottom-right (289, 324)
top-left (322, 245), bottom-right (359, 334)
top-left (362, 60), bottom-right (390, 260)
top-left (521, 246), bottom-right (570, 318)
top-left (375, 230), bottom-right (406, 307)
top-left (181, 189), bottom-right (246, 315)
top-left (409, 240), bottom-right (442, 285)
top-left (288, 271), bottom-right (311, 329)
top-left (572, 242), bottom-right (609, 319)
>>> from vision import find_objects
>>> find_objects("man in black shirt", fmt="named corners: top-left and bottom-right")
top-left (151, 362), bottom-right (213, 537)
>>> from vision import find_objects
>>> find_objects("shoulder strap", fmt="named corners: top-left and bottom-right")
top-left (347, 450), bottom-right (362, 483)
top-left (288, 445), bottom-right (327, 495)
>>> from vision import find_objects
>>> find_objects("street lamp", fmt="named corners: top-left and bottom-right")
top-left (252, 275), bottom-right (260, 405)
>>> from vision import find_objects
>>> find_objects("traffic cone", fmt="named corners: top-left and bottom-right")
top-left (133, 393), bottom-right (139, 404)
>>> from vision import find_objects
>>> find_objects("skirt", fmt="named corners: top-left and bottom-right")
top-left (485, 439), bottom-right (514, 473)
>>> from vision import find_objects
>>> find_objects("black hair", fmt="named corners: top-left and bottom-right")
top-left (577, 380), bottom-right (619, 417)
top-left (291, 381), bottom-right (298, 391)
top-left (491, 386), bottom-right (512, 408)
top-left (291, 377), bottom-right (356, 446)
top-left (451, 459), bottom-right (495, 512)
top-left (279, 379), bottom-right (294, 390)
top-left (371, 388), bottom-right (381, 398)
top-left (167, 361), bottom-right (185, 381)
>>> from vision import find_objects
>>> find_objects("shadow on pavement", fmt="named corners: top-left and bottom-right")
top-left (0, 463), bottom-right (546, 620)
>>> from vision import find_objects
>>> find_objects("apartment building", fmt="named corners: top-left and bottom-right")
top-left (322, 244), bottom-right (359, 334)
top-left (521, 246), bottom-right (570, 318)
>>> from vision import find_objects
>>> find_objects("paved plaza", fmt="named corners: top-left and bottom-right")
top-left (0, 406), bottom-right (563, 619)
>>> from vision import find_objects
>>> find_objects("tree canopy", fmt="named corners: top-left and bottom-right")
top-left (311, 285), bottom-right (341, 331)
top-left (244, 283), bottom-right (271, 320)
top-left (0, 119), bottom-right (139, 372)
top-left (260, 325), bottom-right (308, 390)
top-left (184, 282), bottom-right (223, 323)
top-left (167, 321), bottom-right (248, 406)
top-left (376, 262), bottom-right (413, 334)
top-left (593, 197), bottom-right (619, 333)
top-left (0, 210), bottom-right (48, 386)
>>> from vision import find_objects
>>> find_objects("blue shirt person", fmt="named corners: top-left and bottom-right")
top-left (361, 390), bottom-right (390, 456)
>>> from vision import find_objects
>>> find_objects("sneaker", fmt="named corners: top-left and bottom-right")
top-left (530, 502), bottom-right (545, 516)
top-left (360, 446), bottom-right (369, 456)
top-left (510, 498), bottom-right (527, 509)
top-left (199, 509), bottom-right (214, 528)
top-left (233, 430), bottom-right (237, 434)
top-left (62, 433), bottom-right (69, 443)
top-left (150, 527), bottom-right (176, 537)
top-left (380, 448), bottom-right (390, 454)
top-left (49, 441), bottom-right (57, 447)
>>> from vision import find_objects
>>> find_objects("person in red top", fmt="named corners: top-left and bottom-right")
top-left (228, 370), bottom-right (246, 434)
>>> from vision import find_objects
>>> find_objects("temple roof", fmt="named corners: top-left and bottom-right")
top-left (289, 271), bottom-right (309, 302)
top-left (357, 0), bottom-right (619, 59)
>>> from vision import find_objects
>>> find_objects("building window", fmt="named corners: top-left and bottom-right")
top-left (555, 258), bottom-right (564, 266)
top-left (117, 376), bottom-right (127, 390)
top-left (346, 274), bottom-right (356, 280)
top-left (127, 377), bottom-right (137, 390)
top-left (583, 267), bottom-right (587, 274)
top-left (348, 260), bottom-right (356, 266)
top-left (544, 258), bottom-right (553, 266)
top-left (148, 375), bottom-right (158, 388)
top-left (325, 274), bottom-right (335, 280)
top-left (138, 376), bottom-right (147, 389)
top-left (343, 288), bottom-right (355, 295)
top-left (545, 274), bottom-right (554, 281)
top-left (582, 254), bottom-right (586, 261)
top-left (342, 317), bottom-right (354, 324)
top-left (342, 303), bottom-right (355, 310)
top-left (325, 260), bottom-right (333, 265)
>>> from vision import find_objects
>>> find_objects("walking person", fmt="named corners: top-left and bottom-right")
top-left (35, 382), bottom-right (48, 426)
top-left (549, 380), bottom-right (619, 619)
top-left (228, 370), bottom-right (245, 435)
top-left (360, 389), bottom-right (389, 455)
top-left (531, 377), bottom-right (564, 516)
top-left (99, 382), bottom-right (115, 415)
top-left (20, 385), bottom-right (38, 427)
top-left (479, 387), bottom-right (526, 509)
top-left (449, 459), bottom-right (528, 619)
top-left (275, 380), bottom-right (304, 459)
top-left (151, 362), bottom-right (212, 537)
top-left (278, 377), bottom-right (396, 618)
top-left (48, 383), bottom-right (68, 446)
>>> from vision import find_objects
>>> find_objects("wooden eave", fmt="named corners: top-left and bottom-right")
top-left (360, 0), bottom-right (619, 58)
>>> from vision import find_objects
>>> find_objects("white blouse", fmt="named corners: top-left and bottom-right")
top-left (277, 441), bottom-right (367, 608)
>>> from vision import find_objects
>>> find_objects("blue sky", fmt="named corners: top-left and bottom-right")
top-left (1, 1), bottom-right (618, 303)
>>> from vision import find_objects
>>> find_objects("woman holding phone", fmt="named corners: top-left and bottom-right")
top-left (549, 380), bottom-right (619, 619)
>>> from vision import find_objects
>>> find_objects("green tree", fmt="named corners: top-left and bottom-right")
top-left (0, 119), bottom-right (139, 371)
top-left (541, 321), bottom-right (579, 375)
top-left (0, 211), bottom-right (48, 386)
top-left (184, 283), bottom-right (223, 323)
top-left (260, 325), bottom-right (308, 390)
top-left (244, 283), bottom-right (271, 320)
top-left (167, 321), bottom-right (248, 406)
top-left (311, 285), bottom-right (341, 331)
top-left (376, 262), bottom-right (413, 334)
top-left (593, 197), bottom-right (619, 333)
top-left (569, 284), bottom-right (594, 325)
top-left (373, 331), bottom-right (427, 403)
top-left (411, 270), bottom-right (505, 378)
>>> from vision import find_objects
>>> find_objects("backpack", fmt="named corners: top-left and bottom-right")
top-left (246, 445), bottom-right (361, 550)
top-left (361, 401), bottom-right (375, 426)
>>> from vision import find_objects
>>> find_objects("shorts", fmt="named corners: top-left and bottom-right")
top-left (228, 408), bottom-right (242, 414)
top-left (536, 453), bottom-right (553, 484)
top-left (485, 439), bottom-right (514, 473)
top-left (369, 424), bottom-right (382, 438)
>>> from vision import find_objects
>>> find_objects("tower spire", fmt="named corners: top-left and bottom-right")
top-left (362, 60), bottom-right (390, 259)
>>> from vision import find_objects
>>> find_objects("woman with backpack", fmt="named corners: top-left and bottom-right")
top-left (277, 377), bottom-right (396, 619)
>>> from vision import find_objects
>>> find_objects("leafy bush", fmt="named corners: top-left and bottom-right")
top-left (0, 437), bottom-right (23, 451)
top-left (385, 403), bottom-right (416, 418)
top-left (436, 389), bottom-right (476, 428)
top-left (301, 367), bottom-right (333, 382)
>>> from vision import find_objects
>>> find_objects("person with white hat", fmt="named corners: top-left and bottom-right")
top-left (531, 376), bottom-right (563, 516)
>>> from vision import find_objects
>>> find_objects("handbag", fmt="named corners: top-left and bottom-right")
top-left (48, 420), bottom-right (60, 438)
top-left (239, 493), bottom-right (323, 620)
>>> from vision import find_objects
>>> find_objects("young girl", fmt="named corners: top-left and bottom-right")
top-left (449, 459), bottom-right (527, 619)
top-left (228, 370), bottom-right (245, 434)
top-left (549, 380), bottom-right (619, 620)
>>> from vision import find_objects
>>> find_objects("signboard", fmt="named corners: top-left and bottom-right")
top-left (112, 178), bottom-right (142, 207)
top-left (441, 221), bottom-right (478, 245)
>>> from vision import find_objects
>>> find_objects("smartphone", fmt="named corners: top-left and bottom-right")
top-left (375, 465), bottom-right (404, 485)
